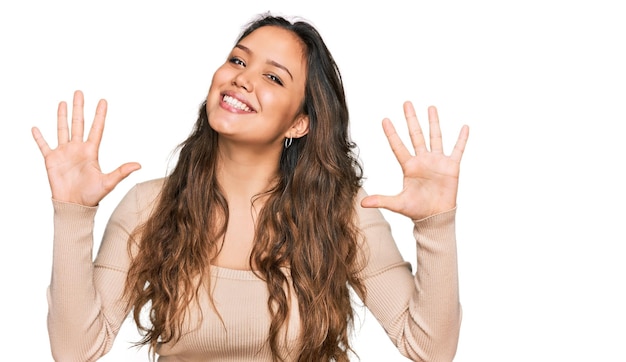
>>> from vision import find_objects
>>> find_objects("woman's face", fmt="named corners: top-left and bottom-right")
top-left (206, 26), bottom-right (308, 149)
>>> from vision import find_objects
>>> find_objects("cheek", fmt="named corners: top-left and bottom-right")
top-left (206, 84), bottom-right (219, 104)
top-left (207, 66), bottom-right (230, 96)
top-left (206, 76), bottom-right (225, 107)
top-left (262, 89), bottom-right (303, 119)
top-left (283, 91), bottom-right (306, 123)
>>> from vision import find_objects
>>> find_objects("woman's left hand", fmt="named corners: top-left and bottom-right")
top-left (361, 101), bottom-right (469, 220)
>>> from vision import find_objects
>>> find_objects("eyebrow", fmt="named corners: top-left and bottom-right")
top-left (235, 44), bottom-right (294, 80)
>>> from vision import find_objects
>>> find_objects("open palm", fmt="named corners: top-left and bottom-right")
top-left (361, 101), bottom-right (469, 220)
top-left (31, 90), bottom-right (140, 206)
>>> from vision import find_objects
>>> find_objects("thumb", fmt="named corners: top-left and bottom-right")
top-left (361, 194), bottom-right (398, 211)
top-left (103, 162), bottom-right (142, 191)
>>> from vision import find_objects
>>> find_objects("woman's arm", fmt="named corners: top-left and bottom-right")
top-left (358, 101), bottom-right (468, 361)
top-left (32, 90), bottom-right (142, 360)
top-left (356, 196), bottom-right (461, 361)
top-left (47, 181), bottom-right (159, 361)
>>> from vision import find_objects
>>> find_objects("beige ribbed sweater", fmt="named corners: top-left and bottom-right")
top-left (47, 178), bottom-right (461, 361)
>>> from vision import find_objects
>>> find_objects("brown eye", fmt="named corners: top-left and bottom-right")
top-left (229, 57), bottom-right (245, 66)
top-left (265, 74), bottom-right (283, 86)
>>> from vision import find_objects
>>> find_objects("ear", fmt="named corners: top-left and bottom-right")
top-left (286, 114), bottom-right (310, 139)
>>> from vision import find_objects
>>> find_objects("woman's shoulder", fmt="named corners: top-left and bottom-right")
top-left (119, 177), bottom-right (167, 210)
top-left (134, 177), bottom-right (166, 194)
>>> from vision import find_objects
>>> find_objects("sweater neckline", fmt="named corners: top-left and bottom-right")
top-left (210, 265), bottom-right (290, 281)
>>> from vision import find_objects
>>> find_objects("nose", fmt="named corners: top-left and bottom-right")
top-left (232, 70), bottom-right (253, 92)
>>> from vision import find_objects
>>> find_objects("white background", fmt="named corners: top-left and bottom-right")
top-left (1, 0), bottom-right (625, 361)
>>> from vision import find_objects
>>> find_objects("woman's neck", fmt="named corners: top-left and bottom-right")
top-left (216, 142), bottom-right (281, 199)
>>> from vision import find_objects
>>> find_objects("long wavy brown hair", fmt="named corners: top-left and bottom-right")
top-left (124, 14), bottom-right (366, 361)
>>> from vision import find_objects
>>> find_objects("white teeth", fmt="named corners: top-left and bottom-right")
top-left (223, 95), bottom-right (252, 112)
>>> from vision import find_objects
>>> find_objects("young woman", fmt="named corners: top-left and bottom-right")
top-left (32, 13), bottom-right (468, 362)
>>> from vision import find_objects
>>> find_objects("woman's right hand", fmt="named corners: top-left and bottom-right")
top-left (31, 90), bottom-right (141, 206)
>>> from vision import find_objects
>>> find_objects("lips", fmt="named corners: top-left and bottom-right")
top-left (221, 93), bottom-right (256, 112)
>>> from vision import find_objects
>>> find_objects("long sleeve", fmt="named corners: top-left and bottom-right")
top-left (355, 189), bottom-right (462, 362)
top-left (47, 182), bottom-right (158, 361)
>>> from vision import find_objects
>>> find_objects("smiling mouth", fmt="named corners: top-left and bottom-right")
top-left (222, 95), bottom-right (255, 112)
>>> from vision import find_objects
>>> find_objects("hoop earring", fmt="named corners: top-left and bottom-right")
top-left (284, 136), bottom-right (293, 149)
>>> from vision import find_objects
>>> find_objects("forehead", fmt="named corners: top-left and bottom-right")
top-left (238, 26), bottom-right (306, 72)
